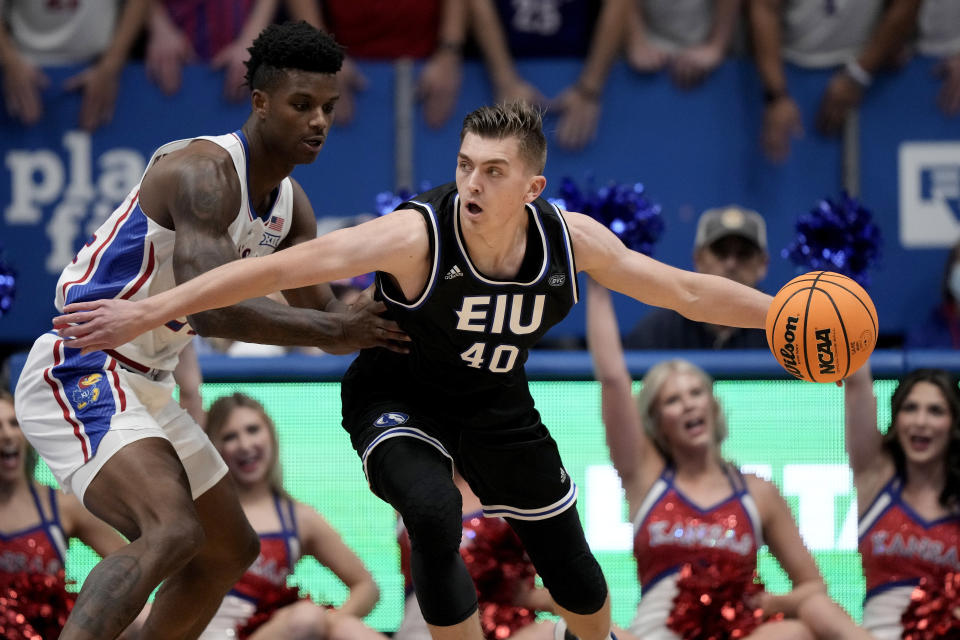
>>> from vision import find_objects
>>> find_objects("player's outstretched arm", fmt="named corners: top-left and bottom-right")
top-left (568, 211), bottom-right (772, 330)
top-left (54, 210), bottom-right (429, 352)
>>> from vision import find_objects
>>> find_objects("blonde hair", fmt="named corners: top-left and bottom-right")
top-left (460, 101), bottom-right (547, 173)
top-left (205, 393), bottom-right (288, 498)
top-left (635, 359), bottom-right (728, 464)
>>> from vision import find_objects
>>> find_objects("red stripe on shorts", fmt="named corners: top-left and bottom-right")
top-left (42, 340), bottom-right (90, 462)
top-left (105, 358), bottom-right (126, 412)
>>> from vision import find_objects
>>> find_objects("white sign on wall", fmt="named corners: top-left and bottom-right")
top-left (899, 142), bottom-right (960, 248)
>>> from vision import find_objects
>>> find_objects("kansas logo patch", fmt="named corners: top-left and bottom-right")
top-left (373, 412), bottom-right (409, 428)
top-left (72, 373), bottom-right (103, 410)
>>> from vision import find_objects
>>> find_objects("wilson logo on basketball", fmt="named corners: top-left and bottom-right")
top-left (780, 315), bottom-right (801, 379)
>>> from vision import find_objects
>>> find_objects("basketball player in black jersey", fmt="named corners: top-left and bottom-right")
top-left (56, 101), bottom-right (774, 640)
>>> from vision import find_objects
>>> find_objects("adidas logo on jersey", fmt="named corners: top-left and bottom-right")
top-left (445, 265), bottom-right (464, 280)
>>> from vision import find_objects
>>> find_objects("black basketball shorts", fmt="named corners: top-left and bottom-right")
top-left (343, 401), bottom-right (577, 521)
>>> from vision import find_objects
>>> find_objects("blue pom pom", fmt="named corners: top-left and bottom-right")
top-left (782, 192), bottom-right (882, 287)
top-left (374, 182), bottom-right (434, 216)
top-left (552, 177), bottom-right (664, 256)
top-left (0, 245), bottom-right (15, 317)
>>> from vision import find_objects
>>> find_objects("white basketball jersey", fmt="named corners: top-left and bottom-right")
top-left (916, 0), bottom-right (960, 57)
top-left (4, 0), bottom-right (117, 65)
top-left (55, 131), bottom-right (295, 372)
top-left (781, 0), bottom-right (884, 68)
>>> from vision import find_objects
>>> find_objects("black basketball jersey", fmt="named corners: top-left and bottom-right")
top-left (342, 182), bottom-right (579, 430)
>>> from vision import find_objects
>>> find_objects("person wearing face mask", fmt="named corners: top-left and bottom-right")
top-left (906, 241), bottom-right (960, 349)
top-left (201, 392), bottom-right (387, 640)
top-left (623, 206), bottom-right (770, 350)
top-left (587, 278), bottom-right (869, 640)
top-left (845, 363), bottom-right (960, 639)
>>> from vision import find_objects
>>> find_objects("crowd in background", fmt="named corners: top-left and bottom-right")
top-left (1, 1), bottom-right (958, 151)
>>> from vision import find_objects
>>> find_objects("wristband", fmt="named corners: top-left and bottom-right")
top-left (844, 59), bottom-right (872, 88)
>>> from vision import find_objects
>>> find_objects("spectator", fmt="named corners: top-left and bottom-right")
top-left (286, 0), bottom-right (466, 127)
top-left (145, 0), bottom-right (280, 102)
top-left (906, 239), bottom-right (960, 349)
top-left (750, 0), bottom-right (922, 163)
top-left (0, 0), bottom-right (149, 130)
top-left (625, 0), bottom-right (742, 89)
top-left (916, 0), bottom-right (960, 116)
top-left (202, 392), bottom-right (387, 639)
top-left (468, 0), bottom-right (630, 149)
top-left (623, 205), bottom-right (769, 349)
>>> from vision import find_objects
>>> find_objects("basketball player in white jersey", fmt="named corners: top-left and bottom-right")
top-left (14, 21), bottom-right (406, 640)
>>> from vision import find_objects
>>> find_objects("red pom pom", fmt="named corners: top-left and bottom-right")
top-left (236, 582), bottom-right (310, 640)
top-left (666, 553), bottom-right (778, 640)
top-left (901, 572), bottom-right (960, 640)
top-left (464, 517), bottom-right (538, 638)
top-left (0, 569), bottom-right (75, 640)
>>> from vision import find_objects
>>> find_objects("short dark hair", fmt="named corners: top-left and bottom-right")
top-left (882, 368), bottom-right (960, 508)
top-left (460, 101), bottom-right (547, 173)
top-left (244, 21), bottom-right (344, 92)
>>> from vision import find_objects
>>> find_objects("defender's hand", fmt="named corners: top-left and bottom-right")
top-left (53, 299), bottom-right (151, 354)
top-left (338, 290), bottom-right (410, 353)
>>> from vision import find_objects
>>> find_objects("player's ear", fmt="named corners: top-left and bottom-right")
top-left (251, 89), bottom-right (268, 120)
top-left (524, 175), bottom-right (547, 204)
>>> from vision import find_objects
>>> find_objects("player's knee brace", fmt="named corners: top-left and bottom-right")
top-left (369, 439), bottom-right (477, 625)
top-left (540, 548), bottom-right (608, 615)
top-left (509, 508), bottom-right (608, 615)
top-left (402, 479), bottom-right (478, 625)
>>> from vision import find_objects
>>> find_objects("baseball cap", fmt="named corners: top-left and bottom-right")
top-left (694, 206), bottom-right (767, 252)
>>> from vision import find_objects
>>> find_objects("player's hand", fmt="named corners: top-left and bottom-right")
top-left (762, 95), bottom-right (804, 163)
top-left (53, 299), bottom-right (150, 354)
top-left (1, 53), bottom-right (48, 125)
top-left (338, 288), bottom-right (410, 353)
top-left (417, 49), bottom-right (462, 128)
top-left (64, 61), bottom-right (121, 131)
top-left (816, 71), bottom-right (863, 135)
top-left (211, 40), bottom-right (250, 102)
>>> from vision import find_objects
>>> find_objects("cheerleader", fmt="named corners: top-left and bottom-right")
top-left (200, 392), bottom-right (388, 640)
top-left (846, 363), bottom-right (960, 639)
top-left (587, 277), bottom-right (840, 640)
top-left (0, 389), bottom-right (132, 638)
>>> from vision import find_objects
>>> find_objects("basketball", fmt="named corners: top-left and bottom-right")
top-left (765, 271), bottom-right (878, 383)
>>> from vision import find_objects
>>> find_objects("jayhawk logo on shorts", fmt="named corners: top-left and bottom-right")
top-left (72, 373), bottom-right (103, 410)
